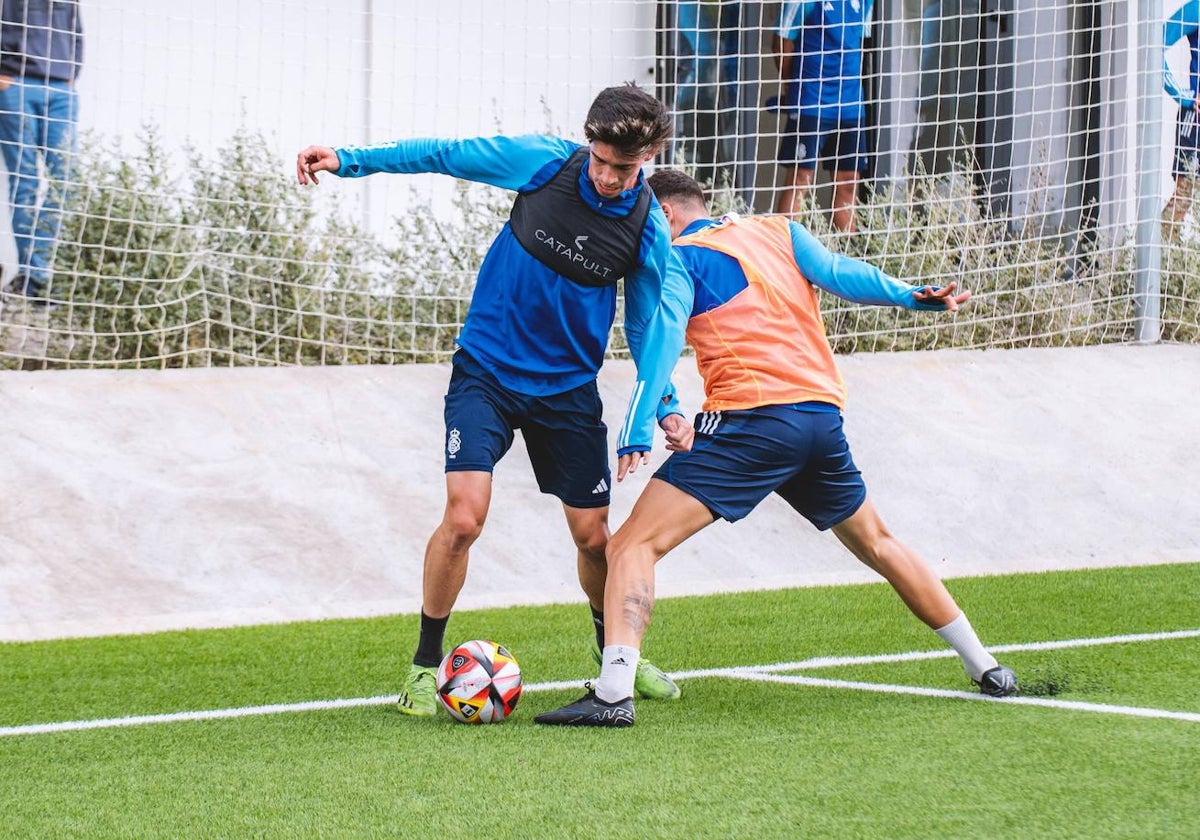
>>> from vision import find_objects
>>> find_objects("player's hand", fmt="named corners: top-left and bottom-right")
top-left (617, 451), bottom-right (649, 483)
top-left (914, 281), bottom-right (971, 312)
top-left (296, 145), bottom-right (339, 186)
top-left (660, 412), bottom-right (695, 453)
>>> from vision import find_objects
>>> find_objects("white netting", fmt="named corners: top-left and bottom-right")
top-left (0, 0), bottom-right (1195, 370)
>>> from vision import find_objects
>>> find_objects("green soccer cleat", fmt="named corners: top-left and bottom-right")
top-left (590, 641), bottom-right (681, 702)
top-left (397, 663), bottom-right (438, 717)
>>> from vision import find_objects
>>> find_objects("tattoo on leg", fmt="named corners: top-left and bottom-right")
top-left (623, 581), bottom-right (653, 637)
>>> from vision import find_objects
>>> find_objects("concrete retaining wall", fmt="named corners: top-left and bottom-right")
top-left (1, 344), bottom-right (1196, 641)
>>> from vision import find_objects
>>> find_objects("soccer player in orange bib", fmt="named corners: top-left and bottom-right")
top-left (536, 168), bottom-right (1017, 727)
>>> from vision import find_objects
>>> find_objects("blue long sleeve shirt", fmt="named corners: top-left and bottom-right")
top-left (333, 134), bottom-right (687, 455)
top-left (777, 0), bottom-right (874, 122)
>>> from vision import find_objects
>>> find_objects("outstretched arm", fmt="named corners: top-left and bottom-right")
top-left (789, 220), bottom-right (969, 311)
top-left (297, 134), bottom-right (578, 191)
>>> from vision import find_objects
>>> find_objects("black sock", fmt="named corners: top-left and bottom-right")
top-left (590, 605), bottom-right (605, 651)
top-left (414, 611), bottom-right (449, 667)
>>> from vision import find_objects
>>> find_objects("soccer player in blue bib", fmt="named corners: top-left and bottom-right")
top-left (1164, 1), bottom-right (1200, 235)
top-left (296, 84), bottom-right (692, 717)
top-left (772, 0), bottom-right (874, 232)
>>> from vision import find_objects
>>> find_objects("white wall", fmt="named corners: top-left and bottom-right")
top-left (76, 0), bottom-right (656, 233)
top-left (4, 344), bottom-right (1198, 641)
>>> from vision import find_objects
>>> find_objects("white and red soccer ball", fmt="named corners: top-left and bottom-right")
top-left (436, 639), bottom-right (523, 724)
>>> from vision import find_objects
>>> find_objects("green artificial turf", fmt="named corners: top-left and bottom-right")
top-left (1, 563), bottom-right (1197, 839)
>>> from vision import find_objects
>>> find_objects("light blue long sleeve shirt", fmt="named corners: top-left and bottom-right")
top-left (787, 220), bottom-right (948, 309)
top-left (777, 0), bottom-right (875, 122)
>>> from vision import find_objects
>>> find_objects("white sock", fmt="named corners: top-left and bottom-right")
top-left (594, 644), bottom-right (639, 703)
top-left (934, 612), bottom-right (998, 682)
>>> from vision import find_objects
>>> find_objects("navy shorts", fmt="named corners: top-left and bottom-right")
top-left (1175, 106), bottom-right (1200, 177)
top-left (442, 350), bottom-right (611, 509)
top-left (653, 403), bottom-right (866, 529)
top-left (778, 115), bottom-right (868, 173)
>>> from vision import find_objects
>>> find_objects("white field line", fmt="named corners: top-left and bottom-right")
top-left (701, 628), bottom-right (1200, 674)
top-left (727, 672), bottom-right (1200, 724)
top-left (3, 629), bottom-right (1197, 738)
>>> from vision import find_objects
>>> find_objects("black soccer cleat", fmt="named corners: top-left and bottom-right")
top-left (976, 665), bottom-right (1019, 697)
top-left (534, 688), bottom-right (635, 727)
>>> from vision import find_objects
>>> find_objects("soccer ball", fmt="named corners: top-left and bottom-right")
top-left (436, 639), bottom-right (523, 724)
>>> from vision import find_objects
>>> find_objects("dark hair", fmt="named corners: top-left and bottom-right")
top-left (584, 82), bottom-right (673, 159)
top-left (646, 168), bottom-right (707, 208)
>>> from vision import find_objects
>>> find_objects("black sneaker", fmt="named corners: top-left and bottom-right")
top-left (534, 686), bottom-right (635, 727)
top-left (976, 665), bottom-right (1018, 697)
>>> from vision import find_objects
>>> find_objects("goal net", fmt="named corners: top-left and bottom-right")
top-left (0, 0), bottom-right (1194, 369)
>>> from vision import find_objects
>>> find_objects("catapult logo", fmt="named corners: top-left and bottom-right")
top-left (534, 228), bottom-right (613, 280)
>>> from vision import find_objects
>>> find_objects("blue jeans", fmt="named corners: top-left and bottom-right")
top-left (0, 77), bottom-right (78, 292)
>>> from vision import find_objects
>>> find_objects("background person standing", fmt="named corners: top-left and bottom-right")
top-left (0, 0), bottom-right (82, 303)
top-left (771, 0), bottom-right (873, 232)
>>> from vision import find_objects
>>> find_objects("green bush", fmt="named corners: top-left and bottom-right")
top-left (49, 125), bottom-right (203, 365)
top-left (31, 126), bottom-right (493, 368)
top-left (811, 171), bottom-right (1139, 353)
top-left (3, 128), bottom-right (1194, 370)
